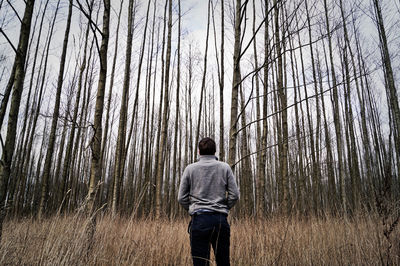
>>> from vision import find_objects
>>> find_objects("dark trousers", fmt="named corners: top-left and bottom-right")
top-left (189, 212), bottom-right (230, 266)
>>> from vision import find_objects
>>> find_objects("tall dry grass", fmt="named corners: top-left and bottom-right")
top-left (0, 213), bottom-right (398, 265)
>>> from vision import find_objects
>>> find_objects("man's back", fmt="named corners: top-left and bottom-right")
top-left (178, 155), bottom-right (239, 216)
top-left (178, 138), bottom-right (239, 266)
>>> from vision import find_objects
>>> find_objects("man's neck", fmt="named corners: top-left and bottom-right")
top-left (198, 155), bottom-right (217, 161)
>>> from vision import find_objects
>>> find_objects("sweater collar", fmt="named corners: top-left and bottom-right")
top-left (199, 155), bottom-right (218, 161)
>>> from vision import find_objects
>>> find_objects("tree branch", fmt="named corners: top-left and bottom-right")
top-left (73, 0), bottom-right (103, 36)
top-left (0, 28), bottom-right (17, 54)
top-left (6, 0), bottom-right (22, 23)
top-left (234, 71), bottom-right (371, 136)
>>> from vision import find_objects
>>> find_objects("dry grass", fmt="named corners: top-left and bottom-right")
top-left (0, 214), bottom-right (399, 265)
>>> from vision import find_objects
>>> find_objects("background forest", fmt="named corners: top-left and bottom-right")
top-left (0, 0), bottom-right (399, 264)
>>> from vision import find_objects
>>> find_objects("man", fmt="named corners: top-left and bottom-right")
top-left (178, 137), bottom-right (240, 266)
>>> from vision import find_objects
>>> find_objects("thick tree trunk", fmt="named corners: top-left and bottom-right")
top-left (0, 0), bottom-right (35, 240)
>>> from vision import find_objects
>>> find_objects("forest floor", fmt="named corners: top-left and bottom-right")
top-left (0, 213), bottom-right (399, 265)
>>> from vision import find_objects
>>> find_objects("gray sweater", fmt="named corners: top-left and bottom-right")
top-left (177, 155), bottom-right (240, 215)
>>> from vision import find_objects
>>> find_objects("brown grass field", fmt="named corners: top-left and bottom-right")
top-left (0, 214), bottom-right (398, 265)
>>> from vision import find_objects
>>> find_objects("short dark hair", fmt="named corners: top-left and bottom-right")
top-left (198, 137), bottom-right (216, 155)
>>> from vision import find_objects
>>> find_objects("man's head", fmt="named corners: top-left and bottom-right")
top-left (198, 137), bottom-right (216, 155)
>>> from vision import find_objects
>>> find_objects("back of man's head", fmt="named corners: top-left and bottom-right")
top-left (198, 137), bottom-right (216, 155)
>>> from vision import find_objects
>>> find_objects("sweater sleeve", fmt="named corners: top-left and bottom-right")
top-left (226, 166), bottom-right (240, 209)
top-left (177, 167), bottom-right (190, 210)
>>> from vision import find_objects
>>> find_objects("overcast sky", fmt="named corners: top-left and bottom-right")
top-left (1, 0), bottom-right (399, 141)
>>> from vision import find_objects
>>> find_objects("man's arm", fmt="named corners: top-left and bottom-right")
top-left (178, 167), bottom-right (190, 210)
top-left (226, 167), bottom-right (240, 209)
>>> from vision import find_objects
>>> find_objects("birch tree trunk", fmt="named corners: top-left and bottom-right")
top-left (86, 0), bottom-right (110, 215)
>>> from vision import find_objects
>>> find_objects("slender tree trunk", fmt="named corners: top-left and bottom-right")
top-left (68, 33), bottom-right (95, 212)
top-left (288, 27), bottom-right (305, 214)
top-left (59, 16), bottom-right (91, 213)
top-left (194, 0), bottom-right (212, 161)
top-left (0, 61), bottom-right (16, 130)
top-left (111, 0), bottom-right (136, 217)
top-left (101, 0), bottom-right (122, 177)
top-left (54, 94), bottom-right (72, 211)
top-left (12, 0), bottom-right (50, 216)
top-left (372, 0), bottom-right (400, 182)
top-left (228, 0), bottom-right (243, 170)
top-left (353, 26), bottom-right (374, 205)
top-left (317, 45), bottom-right (336, 214)
top-left (323, 0), bottom-right (346, 215)
top-left (142, 0), bottom-right (158, 215)
top-left (257, 0), bottom-right (270, 216)
top-left (171, 0), bottom-right (181, 217)
top-left (155, 0), bottom-right (172, 218)
top-left (251, 0), bottom-right (262, 217)
top-left (86, 0), bottom-right (110, 215)
top-left (219, 0), bottom-right (225, 161)
top-left (274, 0), bottom-right (288, 215)
top-left (239, 83), bottom-right (253, 215)
top-left (38, 0), bottom-right (72, 219)
top-left (339, 0), bottom-right (362, 212)
top-left (305, 0), bottom-right (321, 215)
top-left (152, 2), bottom-right (168, 214)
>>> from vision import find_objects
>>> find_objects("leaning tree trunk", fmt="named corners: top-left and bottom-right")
top-left (0, 0), bottom-right (35, 240)
top-left (58, 14), bottom-right (91, 213)
top-left (12, 0), bottom-right (50, 217)
top-left (372, 0), bottom-right (400, 183)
